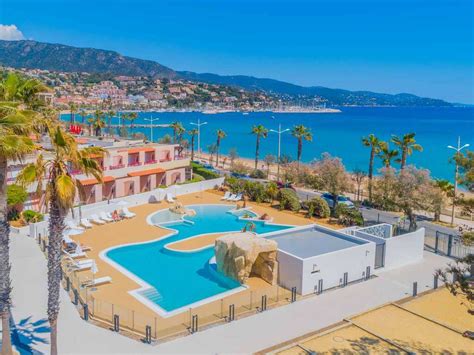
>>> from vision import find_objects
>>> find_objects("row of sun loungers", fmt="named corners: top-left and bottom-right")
top-left (64, 256), bottom-right (112, 287)
top-left (221, 191), bottom-right (243, 201)
top-left (66, 208), bottom-right (137, 231)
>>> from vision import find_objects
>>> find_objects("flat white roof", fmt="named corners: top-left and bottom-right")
top-left (266, 226), bottom-right (367, 259)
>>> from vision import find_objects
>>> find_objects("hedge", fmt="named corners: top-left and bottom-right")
top-left (192, 162), bottom-right (219, 180)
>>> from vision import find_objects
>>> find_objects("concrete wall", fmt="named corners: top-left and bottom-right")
top-left (276, 251), bottom-right (303, 293)
top-left (299, 241), bottom-right (376, 295)
top-left (383, 227), bottom-right (425, 270)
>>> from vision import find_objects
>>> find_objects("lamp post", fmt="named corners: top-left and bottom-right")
top-left (144, 116), bottom-right (159, 143)
top-left (269, 124), bottom-right (289, 181)
top-left (447, 136), bottom-right (470, 226)
top-left (190, 118), bottom-right (208, 159)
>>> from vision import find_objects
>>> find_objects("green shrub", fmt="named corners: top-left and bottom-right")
top-left (7, 184), bottom-right (28, 207)
top-left (22, 210), bottom-right (44, 223)
top-left (278, 188), bottom-right (301, 212)
top-left (249, 169), bottom-right (266, 179)
top-left (461, 231), bottom-right (474, 246)
top-left (307, 197), bottom-right (330, 218)
top-left (335, 204), bottom-right (364, 226)
top-left (243, 181), bottom-right (266, 203)
top-left (191, 162), bottom-right (219, 180)
top-left (180, 173), bottom-right (205, 184)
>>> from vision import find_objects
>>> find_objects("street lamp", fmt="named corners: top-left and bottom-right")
top-left (144, 116), bottom-right (159, 143)
top-left (447, 136), bottom-right (470, 226)
top-left (190, 118), bottom-right (208, 159)
top-left (269, 124), bottom-right (289, 181)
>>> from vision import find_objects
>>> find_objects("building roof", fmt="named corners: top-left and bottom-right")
top-left (127, 167), bottom-right (165, 177)
top-left (79, 176), bottom-right (115, 186)
top-left (119, 147), bottom-right (156, 154)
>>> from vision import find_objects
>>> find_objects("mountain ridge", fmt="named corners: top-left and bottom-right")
top-left (0, 39), bottom-right (451, 106)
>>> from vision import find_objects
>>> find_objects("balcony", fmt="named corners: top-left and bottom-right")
top-left (128, 161), bottom-right (142, 167)
top-left (144, 159), bottom-right (157, 165)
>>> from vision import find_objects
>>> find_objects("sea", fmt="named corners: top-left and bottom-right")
top-left (62, 107), bottom-right (474, 181)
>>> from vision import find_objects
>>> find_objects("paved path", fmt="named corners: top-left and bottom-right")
top-left (7, 233), bottom-right (452, 354)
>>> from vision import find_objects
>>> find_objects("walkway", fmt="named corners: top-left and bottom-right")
top-left (6, 230), bottom-right (453, 354)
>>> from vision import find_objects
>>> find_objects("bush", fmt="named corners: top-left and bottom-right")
top-left (334, 204), bottom-right (364, 226)
top-left (243, 181), bottom-right (267, 203)
top-left (461, 231), bottom-right (474, 246)
top-left (249, 169), bottom-right (266, 179)
top-left (278, 188), bottom-right (301, 212)
top-left (192, 162), bottom-right (219, 180)
top-left (22, 210), bottom-right (44, 223)
top-left (306, 197), bottom-right (330, 218)
top-left (7, 184), bottom-right (28, 207)
top-left (180, 173), bottom-right (205, 184)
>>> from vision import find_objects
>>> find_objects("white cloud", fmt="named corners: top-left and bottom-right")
top-left (0, 24), bottom-right (25, 41)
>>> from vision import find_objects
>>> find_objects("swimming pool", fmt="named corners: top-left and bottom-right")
top-left (103, 204), bottom-right (292, 315)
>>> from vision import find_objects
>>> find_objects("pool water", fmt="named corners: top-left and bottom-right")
top-left (106, 204), bottom-right (291, 313)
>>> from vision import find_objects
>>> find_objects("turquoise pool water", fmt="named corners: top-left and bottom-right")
top-left (106, 204), bottom-right (291, 313)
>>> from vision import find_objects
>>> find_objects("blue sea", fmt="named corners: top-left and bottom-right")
top-left (62, 107), bottom-right (474, 181)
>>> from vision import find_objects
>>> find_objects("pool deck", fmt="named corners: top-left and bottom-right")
top-left (68, 191), bottom-right (312, 319)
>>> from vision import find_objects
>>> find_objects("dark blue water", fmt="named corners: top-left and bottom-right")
top-left (63, 107), bottom-right (473, 180)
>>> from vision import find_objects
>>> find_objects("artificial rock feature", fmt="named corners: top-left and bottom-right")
top-left (215, 233), bottom-right (278, 285)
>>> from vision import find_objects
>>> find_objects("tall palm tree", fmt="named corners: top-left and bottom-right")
top-left (0, 72), bottom-right (47, 110)
top-left (378, 141), bottom-right (399, 168)
top-left (170, 121), bottom-right (185, 144)
top-left (92, 110), bottom-right (105, 137)
top-left (215, 129), bottom-right (227, 167)
top-left (18, 124), bottom-right (104, 355)
top-left (68, 102), bottom-right (78, 126)
top-left (0, 72), bottom-right (42, 354)
top-left (251, 125), bottom-right (268, 170)
top-left (362, 134), bottom-right (381, 202)
top-left (78, 109), bottom-right (88, 125)
top-left (391, 132), bottom-right (423, 169)
top-left (127, 112), bottom-right (138, 133)
top-left (106, 109), bottom-right (116, 136)
top-left (291, 125), bottom-right (312, 166)
top-left (188, 128), bottom-right (198, 161)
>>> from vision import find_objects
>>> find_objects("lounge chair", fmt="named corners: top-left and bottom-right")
top-left (121, 208), bottom-right (136, 218)
top-left (227, 194), bottom-right (237, 201)
top-left (63, 249), bottom-right (87, 259)
top-left (66, 220), bottom-right (85, 231)
top-left (80, 218), bottom-right (93, 229)
top-left (230, 193), bottom-right (242, 201)
top-left (166, 193), bottom-right (175, 203)
top-left (221, 191), bottom-right (231, 200)
top-left (82, 276), bottom-right (112, 288)
top-left (66, 258), bottom-right (94, 270)
top-left (99, 212), bottom-right (113, 223)
top-left (90, 214), bottom-right (106, 225)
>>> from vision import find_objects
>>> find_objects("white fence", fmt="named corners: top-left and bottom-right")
top-left (29, 178), bottom-right (225, 239)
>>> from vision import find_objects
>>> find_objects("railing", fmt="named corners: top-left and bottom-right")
top-left (128, 161), bottom-right (142, 167)
top-left (144, 160), bottom-right (157, 165)
top-left (109, 164), bottom-right (125, 170)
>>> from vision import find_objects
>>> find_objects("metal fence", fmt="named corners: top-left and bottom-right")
top-left (426, 231), bottom-right (474, 259)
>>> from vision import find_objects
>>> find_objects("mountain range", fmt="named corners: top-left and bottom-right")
top-left (0, 40), bottom-right (451, 106)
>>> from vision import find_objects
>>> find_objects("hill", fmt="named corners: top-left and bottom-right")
top-left (0, 40), bottom-right (451, 106)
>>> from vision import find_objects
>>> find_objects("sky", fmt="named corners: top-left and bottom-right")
top-left (0, 0), bottom-right (473, 103)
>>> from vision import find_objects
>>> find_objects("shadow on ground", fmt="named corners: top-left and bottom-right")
top-left (9, 315), bottom-right (50, 354)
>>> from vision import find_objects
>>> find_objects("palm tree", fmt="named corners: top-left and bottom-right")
top-left (0, 72), bottom-right (47, 109)
top-left (215, 129), bottom-right (227, 167)
top-left (264, 154), bottom-right (276, 178)
top-left (127, 112), bottom-right (138, 133)
top-left (68, 102), bottom-right (78, 126)
top-left (78, 109), bottom-right (88, 125)
top-left (251, 125), bottom-right (268, 170)
top-left (362, 134), bottom-right (381, 202)
top-left (378, 141), bottom-right (399, 168)
top-left (18, 124), bottom-right (104, 355)
top-left (291, 125), bottom-right (312, 166)
top-left (106, 109), bottom-right (116, 136)
top-left (92, 110), bottom-right (105, 136)
top-left (434, 179), bottom-right (454, 222)
top-left (170, 121), bottom-right (185, 144)
top-left (188, 128), bottom-right (198, 161)
top-left (0, 73), bottom-right (41, 354)
top-left (391, 133), bottom-right (423, 169)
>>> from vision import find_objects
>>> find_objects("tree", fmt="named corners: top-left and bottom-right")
top-left (188, 128), bottom-right (198, 161)
top-left (207, 143), bottom-right (217, 165)
top-left (158, 134), bottom-right (172, 144)
top-left (362, 134), bottom-right (381, 202)
top-left (0, 72), bottom-right (47, 110)
top-left (265, 181), bottom-right (279, 204)
top-left (435, 254), bottom-right (473, 316)
top-left (6, 184), bottom-right (28, 221)
top-left (432, 179), bottom-right (453, 222)
top-left (0, 72), bottom-right (40, 354)
top-left (352, 169), bottom-right (366, 202)
top-left (18, 124), bottom-right (104, 355)
top-left (228, 148), bottom-right (239, 167)
top-left (106, 109), bottom-right (116, 136)
top-left (127, 112), bottom-right (138, 133)
top-left (455, 150), bottom-right (474, 192)
top-left (215, 129), bottom-right (227, 167)
top-left (68, 102), bottom-right (77, 126)
top-left (251, 125), bottom-right (268, 170)
top-left (170, 121), bottom-right (185, 144)
top-left (78, 109), bottom-right (88, 125)
top-left (291, 125), bottom-right (312, 166)
top-left (312, 153), bottom-right (350, 214)
top-left (264, 154), bottom-right (276, 178)
top-left (391, 132), bottom-right (423, 169)
top-left (378, 141), bottom-right (399, 168)
top-left (92, 110), bottom-right (105, 136)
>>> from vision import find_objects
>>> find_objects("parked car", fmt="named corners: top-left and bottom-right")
top-left (321, 193), bottom-right (355, 209)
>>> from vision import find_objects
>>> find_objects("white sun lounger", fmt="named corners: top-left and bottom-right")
top-left (122, 208), bottom-right (136, 218)
top-left (90, 214), bottom-right (106, 225)
top-left (67, 258), bottom-right (94, 270)
top-left (80, 218), bottom-right (93, 229)
top-left (63, 249), bottom-right (87, 259)
top-left (99, 212), bottom-right (113, 223)
top-left (233, 193), bottom-right (243, 201)
top-left (82, 276), bottom-right (112, 288)
top-left (227, 194), bottom-right (237, 201)
top-left (66, 220), bottom-right (85, 231)
top-left (166, 193), bottom-right (175, 203)
top-left (221, 191), bottom-right (231, 200)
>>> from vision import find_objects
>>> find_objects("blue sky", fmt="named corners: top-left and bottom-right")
top-left (1, 0), bottom-right (473, 103)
